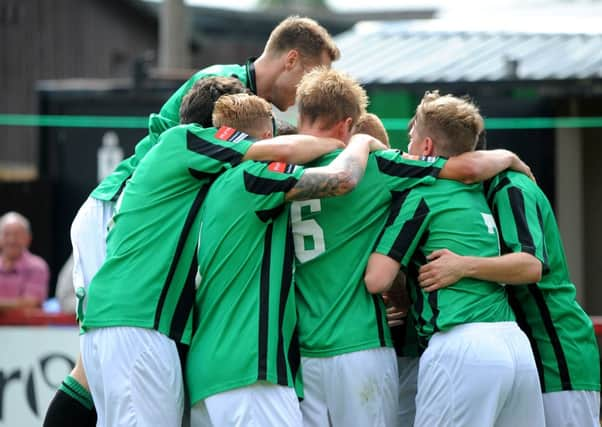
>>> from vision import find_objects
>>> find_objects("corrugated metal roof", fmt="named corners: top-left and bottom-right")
top-left (333, 20), bottom-right (602, 84)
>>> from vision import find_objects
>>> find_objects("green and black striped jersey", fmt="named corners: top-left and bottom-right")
top-left (82, 125), bottom-right (253, 345)
top-left (485, 170), bottom-right (600, 393)
top-left (376, 180), bottom-right (515, 348)
top-left (292, 150), bottom-right (446, 357)
top-left (91, 61), bottom-right (255, 202)
top-left (186, 160), bottom-right (304, 404)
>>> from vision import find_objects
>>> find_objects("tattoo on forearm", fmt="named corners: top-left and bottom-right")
top-left (290, 155), bottom-right (364, 201)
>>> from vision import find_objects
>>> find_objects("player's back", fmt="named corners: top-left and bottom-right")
top-left (486, 170), bottom-right (600, 393)
top-left (402, 179), bottom-right (515, 343)
top-left (293, 149), bottom-right (445, 357)
top-left (83, 125), bottom-right (252, 345)
top-left (187, 159), bottom-right (304, 404)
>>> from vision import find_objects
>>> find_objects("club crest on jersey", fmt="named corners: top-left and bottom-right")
top-left (268, 162), bottom-right (297, 174)
top-left (215, 126), bottom-right (248, 143)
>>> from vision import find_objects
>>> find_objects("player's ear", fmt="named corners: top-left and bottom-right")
top-left (262, 129), bottom-right (273, 139)
top-left (284, 49), bottom-right (300, 71)
top-left (423, 137), bottom-right (435, 156)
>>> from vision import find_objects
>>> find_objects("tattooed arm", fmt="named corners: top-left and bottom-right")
top-left (285, 134), bottom-right (386, 202)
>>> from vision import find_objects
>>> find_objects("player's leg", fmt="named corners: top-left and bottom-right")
top-left (494, 322), bottom-right (545, 427)
top-left (541, 391), bottom-right (600, 427)
top-left (324, 347), bottom-right (400, 427)
top-left (299, 356), bottom-right (330, 427)
top-left (42, 353), bottom-right (97, 427)
top-left (44, 197), bottom-right (114, 426)
top-left (397, 356), bottom-right (419, 426)
top-left (414, 323), bottom-right (515, 427)
top-left (82, 326), bottom-right (185, 426)
top-left (197, 381), bottom-right (302, 427)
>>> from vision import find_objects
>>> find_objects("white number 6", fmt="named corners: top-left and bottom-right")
top-left (291, 200), bottom-right (325, 263)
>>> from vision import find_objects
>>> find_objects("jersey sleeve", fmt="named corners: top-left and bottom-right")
top-left (185, 126), bottom-right (254, 177)
top-left (242, 161), bottom-right (305, 215)
top-left (374, 150), bottom-right (447, 193)
top-left (375, 189), bottom-right (430, 269)
top-left (489, 175), bottom-right (550, 273)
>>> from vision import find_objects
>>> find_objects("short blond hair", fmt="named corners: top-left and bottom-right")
top-left (297, 67), bottom-right (368, 129)
top-left (354, 113), bottom-right (390, 148)
top-left (413, 91), bottom-right (484, 156)
top-left (212, 94), bottom-right (273, 136)
top-left (265, 16), bottom-right (340, 62)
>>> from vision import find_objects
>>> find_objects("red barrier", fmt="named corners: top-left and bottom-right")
top-left (592, 316), bottom-right (602, 337)
top-left (0, 308), bottom-right (76, 326)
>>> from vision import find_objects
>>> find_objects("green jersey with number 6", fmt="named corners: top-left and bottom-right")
top-left (186, 160), bottom-right (305, 404)
top-left (375, 180), bottom-right (515, 348)
top-left (292, 150), bottom-right (446, 357)
top-left (82, 125), bottom-right (252, 345)
top-left (485, 170), bottom-right (600, 393)
top-left (91, 61), bottom-right (255, 202)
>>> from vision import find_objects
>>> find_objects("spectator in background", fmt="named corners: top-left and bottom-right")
top-left (0, 211), bottom-right (49, 313)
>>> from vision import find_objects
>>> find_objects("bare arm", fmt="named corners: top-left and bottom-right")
top-left (364, 253), bottom-right (401, 294)
top-left (418, 248), bottom-right (543, 292)
top-left (285, 134), bottom-right (385, 201)
top-left (439, 149), bottom-right (534, 184)
top-left (243, 135), bottom-right (344, 164)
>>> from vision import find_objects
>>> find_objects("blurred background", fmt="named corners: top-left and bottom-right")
top-left (0, 0), bottom-right (601, 425)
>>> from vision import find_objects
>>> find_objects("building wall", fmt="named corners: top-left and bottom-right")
top-left (0, 0), bottom-right (157, 166)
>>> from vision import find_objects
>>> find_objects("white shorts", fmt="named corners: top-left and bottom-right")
top-left (415, 322), bottom-right (545, 427)
top-left (543, 390), bottom-right (600, 427)
top-left (70, 196), bottom-right (115, 292)
top-left (397, 356), bottom-right (418, 426)
top-left (191, 381), bottom-right (302, 427)
top-left (81, 327), bottom-right (184, 427)
top-left (300, 347), bottom-right (400, 427)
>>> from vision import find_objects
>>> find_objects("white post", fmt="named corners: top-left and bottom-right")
top-left (159, 0), bottom-right (189, 70)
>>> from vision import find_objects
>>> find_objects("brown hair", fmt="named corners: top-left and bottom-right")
top-left (297, 67), bottom-right (368, 129)
top-left (265, 16), bottom-right (340, 62)
top-left (413, 90), bottom-right (484, 156)
top-left (179, 76), bottom-right (249, 126)
top-left (212, 93), bottom-right (273, 136)
top-left (354, 113), bottom-right (390, 147)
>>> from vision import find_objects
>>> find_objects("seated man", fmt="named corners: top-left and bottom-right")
top-left (0, 211), bottom-right (49, 313)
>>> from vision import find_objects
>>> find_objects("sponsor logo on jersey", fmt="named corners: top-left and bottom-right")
top-left (215, 126), bottom-right (248, 143)
top-left (268, 162), bottom-right (297, 174)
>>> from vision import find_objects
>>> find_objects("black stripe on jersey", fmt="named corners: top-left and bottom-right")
top-left (186, 130), bottom-right (245, 167)
top-left (486, 176), bottom-right (511, 206)
top-left (527, 284), bottom-right (573, 390)
top-left (169, 248), bottom-right (198, 343)
top-left (111, 174), bottom-right (131, 201)
top-left (371, 295), bottom-right (386, 347)
top-left (154, 183), bottom-right (211, 334)
top-left (492, 202), bottom-right (512, 255)
top-left (288, 327), bottom-right (301, 389)
top-left (244, 171), bottom-right (298, 195)
top-left (373, 189), bottom-right (411, 252)
top-left (188, 168), bottom-right (220, 181)
top-left (427, 290), bottom-right (440, 334)
top-left (507, 286), bottom-right (546, 392)
top-left (276, 224), bottom-right (295, 385)
top-left (256, 205), bottom-right (285, 223)
top-left (536, 204), bottom-right (551, 275)
top-left (388, 198), bottom-right (430, 262)
top-left (507, 187), bottom-right (537, 255)
top-left (258, 223), bottom-right (273, 381)
top-left (375, 156), bottom-right (441, 179)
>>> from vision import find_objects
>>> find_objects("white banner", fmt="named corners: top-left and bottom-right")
top-left (0, 326), bottom-right (79, 427)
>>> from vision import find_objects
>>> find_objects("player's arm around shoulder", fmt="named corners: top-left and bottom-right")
top-left (440, 149), bottom-right (535, 184)
top-left (243, 135), bottom-right (344, 164)
top-left (285, 133), bottom-right (386, 202)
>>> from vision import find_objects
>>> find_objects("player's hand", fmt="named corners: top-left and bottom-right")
top-left (510, 156), bottom-right (536, 182)
top-left (386, 305), bottom-right (406, 327)
top-left (418, 249), bottom-right (466, 292)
